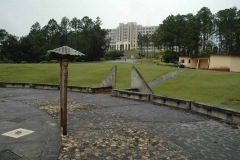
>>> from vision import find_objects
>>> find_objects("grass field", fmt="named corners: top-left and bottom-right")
top-left (123, 50), bottom-right (161, 58)
top-left (0, 63), bottom-right (179, 89)
top-left (152, 69), bottom-right (240, 110)
top-left (123, 50), bottom-right (140, 57)
top-left (0, 63), bottom-right (239, 110)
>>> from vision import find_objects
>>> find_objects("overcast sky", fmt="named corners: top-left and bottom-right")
top-left (0, 0), bottom-right (239, 37)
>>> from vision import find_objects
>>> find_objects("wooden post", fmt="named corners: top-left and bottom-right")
top-left (48, 46), bottom-right (84, 136)
top-left (197, 59), bottom-right (199, 69)
top-left (60, 60), bottom-right (63, 127)
top-left (62, 58), bottom-right (68, 135)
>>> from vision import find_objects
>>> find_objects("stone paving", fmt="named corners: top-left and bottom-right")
top-left (0, 88), bottom-right (240, 160)
top-left (148, 70), bottom-right (184, 87)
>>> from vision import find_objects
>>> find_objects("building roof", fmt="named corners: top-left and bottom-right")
top-left (47, 46), bottom-right (84, 57)
top-left (179, 56), bottom-right (210, 59)
top-left (210, 54), bottom-right (240, 57)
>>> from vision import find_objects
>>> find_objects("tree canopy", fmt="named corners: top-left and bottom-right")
top-left (1, 6), bottom-right (240, 63)
top-left (0, 16), bottom-right (110, 63)
top-left (153, 6), bottom-right (240, 58)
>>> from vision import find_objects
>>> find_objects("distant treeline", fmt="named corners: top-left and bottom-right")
top-left (0, 16), bottom-right (110, 63)
top-left (152, 7), bottom-right (240, 57)
top-left (1, 6), bottom-right (240, 63)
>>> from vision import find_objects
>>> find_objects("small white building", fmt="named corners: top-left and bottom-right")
top-left (179, 54), bottom-right (240, 72)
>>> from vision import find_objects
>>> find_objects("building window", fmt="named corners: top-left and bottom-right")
top-left (189, 59), bottom-right (191, 63)
top-left (181, 60), bottom-right (185, 63)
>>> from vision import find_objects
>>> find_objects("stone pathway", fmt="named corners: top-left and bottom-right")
top-left (148, 70), bottom-right (184, 87)
top-left (1, 88), bottom-right (239, 160)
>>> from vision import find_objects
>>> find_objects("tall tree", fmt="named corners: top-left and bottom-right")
top-left (59, 16), bottom-right (70, 46)
top-left (215, 7), bottom-right (239, 54)
top-left (196, 7), bottom-right (214, 50)
top-left (70, 17), bottom-right (82, 49)
top-left (137, 32), bottom-right (143, 54)
top-left (44, 19), bottom-right (60, 48)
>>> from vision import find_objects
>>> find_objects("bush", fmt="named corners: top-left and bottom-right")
top-left (153, 60), bottom-right (174, 66)
top-left (50, 60), bottom-right (58, 63)
top-left (155, 55), bottom-right (163, 61)
top-left (21, 61), bottom-right (28, 64)
top-left (162, 50), bottom-right (179, 63)
top-left (8, 60), bottom-right (13, 63)
top-left (0, 61), bottom-right (4, 63)
top-left (40, 61), bottom-right (48, 64)
top-left (105, 50), bottom-right (124, 59)
top-left (138, 52), bottom-right (145, 58)
top-left (100, 58), bottom-right (105, 61)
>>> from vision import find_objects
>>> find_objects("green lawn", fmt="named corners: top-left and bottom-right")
top-left (0, 63), bottom-right (239, 110)
top-left (0, 63), bottom-right (179, 89)
top-left (152, 69), bottom-right (240, 110)
top-left (123, 50), bottom-right (162, 58)
top-left (135, 59), bottom-right (155, 65)
top-left (123, 50), bottom-right (140, 57)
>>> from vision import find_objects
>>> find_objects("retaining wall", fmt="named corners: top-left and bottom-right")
top-left (151, 94), bottom-right (191, 110)
top-left (0, 82), bottom-right (112, 94)
top-left (112, 89), bottom-right (240, 124)
top-left (191, 102), bottom-right (240, 124)
top-left (33, 83), bottom-right (59, 90)
top-left (1, 82), bottom-right (239, 124)
top-left (67, 85), bottom-right (89, 93)
top-left (2, 82), bottom-right (32, 88)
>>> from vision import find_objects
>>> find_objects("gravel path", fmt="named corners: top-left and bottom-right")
top-left (148, 70), bottom-right (184, 87)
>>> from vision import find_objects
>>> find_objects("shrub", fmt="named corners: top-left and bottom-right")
top-left (50, 60), bottom-right (58, 63)
top-left (138, 52), bottom-right (145, 58)
top-left (153, 60), bottom-right (174, 66)
top-left (105, 50), bottom-right (124, 59)
top-left (40, 61), bottom-right (48, 64)
top-left (162, 50), bottom-right (179, 63)
top-left (21, 61), bottom-right (28, 64)
top-left (100, 58), bottom-right (105, 61)
top-left (8, 60), bottom-right (13, 64)
top-left (0, 61), bottom-right (4, 63)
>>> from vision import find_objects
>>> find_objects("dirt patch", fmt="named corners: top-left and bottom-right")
top-left (208, 68), bottom-right (230, 72)
top-left (223, 99), bottom-right (240, 105)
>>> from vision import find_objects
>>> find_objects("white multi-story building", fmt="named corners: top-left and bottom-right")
top-left (106, 22), bottom-right (158, 51)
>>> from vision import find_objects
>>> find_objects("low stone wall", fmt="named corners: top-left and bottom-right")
top-left (89, 86), bottom-right (112, 93)
top-left (151, 94), bottom-right (191, 110)
top-left (112, 90), bottom-right (240, 124)
top-left (1, 82), bottom-right (32, 88)
top-left (151, 95), bottom-right (240, 124)
top-left (1, 82), bottom-right (239, 124)
top-left (191, 102), bottom-right (240, 124)
top-left (112, 88), bottom-right (150, 101)
top-left (68, 85), bottom-right (89, 93)
top-left (33, 83), bottom-right (59, 90)
top-left (0, 82), bottom-right (112, 94)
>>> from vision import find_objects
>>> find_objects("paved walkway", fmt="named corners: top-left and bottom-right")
top-left (0, 89), bottom-right (61, 159)
top-left (0, 88), bottom-right (239, 160)
top-left (148, 70), bottom-right (184, 87)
